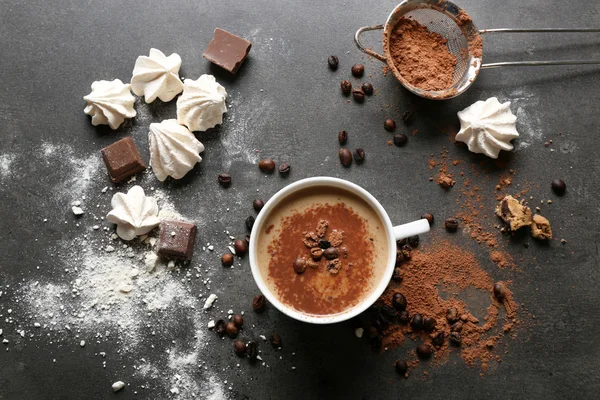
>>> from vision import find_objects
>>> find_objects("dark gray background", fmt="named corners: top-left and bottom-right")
top-left (1, 0), bottom-right (599, 399)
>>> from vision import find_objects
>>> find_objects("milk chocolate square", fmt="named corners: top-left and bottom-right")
top-left (157, 220), bottom-right (197, 260)
top-left (100, 137), bottom-right (146, 183)
top-left (203, 28), bottom-right (252, 74)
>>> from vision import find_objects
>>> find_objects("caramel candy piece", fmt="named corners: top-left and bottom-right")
top-left (495, 195), bottom-right (532, 231)
top-left (100, 137), bottom-right (146, 183)
top-left (203, 28), bottom-right (252, 74)
top-left (157, 220), bottom-right (197, 260)
top-left (531, 214), bottom-right (552, 240)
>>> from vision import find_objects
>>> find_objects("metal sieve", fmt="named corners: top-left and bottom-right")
top-left (355, 0), bottom-right (600, 100)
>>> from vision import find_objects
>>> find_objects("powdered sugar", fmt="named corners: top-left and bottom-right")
top-left (0, 153), bottom-right (16, 179)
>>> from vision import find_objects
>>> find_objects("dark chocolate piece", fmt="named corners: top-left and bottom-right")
top-left (157, 220), bottom-right (197, 260)
top-left (203, 28), bottom-right (252, 74)
top-left (100, 137), bottom-right (146, 183)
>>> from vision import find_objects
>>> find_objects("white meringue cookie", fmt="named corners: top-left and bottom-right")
top-left (83, 79), bottom-right (136, 130)
top-left (106, 186), bottom-right (160, 241)
top-left (456, 97), bottom-right (519, 159)
top-left (149, 119), bottom-right (205, 181)
top-left (131, 48), bottom-right (184, 103)
top-left (176, 75), bottom-right (227, 132)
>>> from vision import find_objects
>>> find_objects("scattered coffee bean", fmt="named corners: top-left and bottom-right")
top-left (394, 360), bottom-right (408, 375)
top-left (234, 240), bottom-right (247, 256)
top-left (402, 110), bottom-right (414, 125)
top-left (327, 55), bottom-right (339, 70)
top-left (392, 293), bottom-right (407, 311)
top-left (221, 253), bottom-right (234, 267)
top-left (444, 218), bottom-right (459, 232)
top-left (278, 163), bottom-right (290, 175)
top-left (392, 267), bottom-right (403, 282)
top-left (245, 215), bottom-right (255, 231)
top-left (233, 340), bottom-right (246, 355)
top-left (338, 130), bottom-right (348, 145)
top-left (449, 332), bottom-right (462, 345)
top-left (421, 213), bottom-right (434, 225)
top-left (397, 238), bottom-right (407, 247)
top-left (323, 247), bottom-right (339, 260)
top-left (446, 307), bottom-right (459, 323)
top-left (310, 247), bottom-right (323, 260)
top-left (339, 148), bottom-right (353, 167)
top-left (253, 199), bottom-right (265, 212)
top-left (252, 295), bottom-right (266, 312)
top-left (258, 158), bottom-right (276, 173)
top-left (451, 321), bottom-right (463, 332)
top-left (215, 319), bottom-right (226, 336)
top-left (319, 239), bottom-right (331, 249)
top-left (410, 314), bottom-right (423, 330)
top-left (493, 282), bottom-right (506, 301)
top-left (354, 148), bottom-right (365, 164)
top-left (393, 133), bottom-right (408, 147)
top-left (551, 179), bottom-right (566, 195)
top-left (340, 79), bottom-right (352, 95)
top-left (225, 321), bottom-right (238, 338)
top-left (367, 326), bottom-right (380, 339)
top-left (351, 63), bottom-right (364, 77)
top-left (407, 235), bottom-right (419, 248)
top-left (401, 244), bottom-right (412, 260)
top-left (246, 342), bottom-right (258, 361)
top-left (233, 314), bottom-right (244, 328)
top-left (395, 251), bottom-right (404, 266)
top-left (432, 332), bottom-right (445, 347)
top-left (423, 317), bottom-right (436, 331)
top-left (416, 344), bottom-right (433, 358)
top-left (218, 172), bottom-right (232, 187)
top-left (270, 333), bottom-right (282, 348)
top-left (398, 310), bottom-right (410, 323)
top-left (384, 118), bottom-right (396, 132)
top-left (352, 88), bottom-right (365, 103)
top-left (361, 83), bottom-right (373, 95)
top-left (381, 304), bottom-right (397, 320)
top-left (293, 257), bottom-right (307, 274)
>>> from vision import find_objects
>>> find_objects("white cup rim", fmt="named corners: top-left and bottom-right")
top-left (249, 176), bottom-right (398, 325)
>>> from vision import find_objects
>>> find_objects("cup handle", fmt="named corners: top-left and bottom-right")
top-left (354, 25), bottom-right (387, 63)
top-left (393, 219), bottom-right (430, 240)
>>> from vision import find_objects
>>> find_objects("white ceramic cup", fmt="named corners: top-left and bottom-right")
top-left (249, 177), bottom-right (430, 324)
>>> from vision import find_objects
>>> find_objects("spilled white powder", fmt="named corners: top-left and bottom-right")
top-left (0, 153), bottom-right (16, 179)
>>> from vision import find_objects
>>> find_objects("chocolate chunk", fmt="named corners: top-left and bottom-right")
top-left (157, 220), bottom-right (197, 260)
top-left (293, 257), bottom-right (307, 274)
top-left (318, 239), bottom-right (331, 249)
top-left (203, 28), bottom-right (252, 74)
top-left (100, 137), bottom-right (146, 183)
top-left (327, 259), bottom-right (342, 275)
top-left (316, 220), bottom-right (329, 238)
top-left (323, 247), bottom-right (339, 260)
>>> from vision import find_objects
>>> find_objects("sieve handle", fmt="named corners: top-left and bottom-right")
top-left (480, 28), bottom-right (600, 34)
top-left (355, 25), bottom-right (387, 62)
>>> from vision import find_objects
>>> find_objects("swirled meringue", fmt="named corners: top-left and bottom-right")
top-left (83, 79), bottom-right (136, 130)
top-left (149, 119), bottom-right (205, 181)
top-left (131, 48), bottom-right (184, 103)
top-left (176, 75), bottom-right (227, 132)
top-left (106, 185), bottom-right (160, 240)
top-left (456, 97), bottom-right (519, 159)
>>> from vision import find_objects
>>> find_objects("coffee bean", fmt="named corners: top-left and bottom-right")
top-left (423, 317), bottom-right (437, 331)
top-left (451, 321), bottom-right (463, 332)
top-left (233, 314), bottom-right (244, 328)
top-left (384, 118), bottom-right (396, 132)
top-left (392, 293), bottom-right (407, 311)
top-left (253, 199), bottom-right (265, 212)
top-left (354, 148), bottom-right (365, 164)
top-left (410, 314), bottom-right (423, 330)
top-left (218, 173), bottom-right (232, 187)
top-left (402, 110), bottom-right (414, 125)
top-left (449, 332), bottom-right (462, 345)
top-left (234, 240), bottom-right (247, 256)
top-left (398, 310), bottom-right (410, 323)
top-left (351, 63), bottom-right (365, 77)
top-left (393, 133), bottom-right (408, 147)
top-left (225, 321), bottom-right (238, 338)
top-left (278, 163), bottom-right (290, 175)
top-left (338, 130), bottom-right (348, 145)
top-left (252, 295), bottom-right (266, 312)
top-left (293, 257), bottom-right (307, 274)
top-left (397, 238), bottom-right (407, 247)
top-left (246, 342), bottom-right (258, 361)
top-left (444, 218), bottom-right (459, 232)
top-left (361, 83), bottom-right (374, 95)
top-left (446, 307), bottom-right (459, 323)
top-left (222, 253), bottom-right (234, 267)
top-left (421, 213), bottom-right (434, 225)
top-left (233, 340), bottom-right (246, 355)
top-left (416, 344), bottom-right (433, 358)
top-left (367, 326), bottom-right (380, 339)
top-left (394, 360), bottom-right (408, 375)
top-left (323, 247), bottom-right (339, 260)
top-left (310, 247), bottom-right (323, 260)
top-left (327, 55), bottom-right (339, 70)
top-left (215, 319), bottom-right (226, 336)
top-left (270, 333), bottom-right (282, 348)
top-left (395, 251), bottom-right (404, 267)
top-left (258, 158), bottom-right (276, 173)
top-left (432, 332), bottom-right (445, 347)
top-left (407, 235), bottom-right (419, 248)
top-left (392, 267), bottom-right (403, 282)
top-left (493, 282), bottom-right (506, 301)
top-left (352, 88), bottom-right (365, 103)
top-left (551, 179), bottom-right (566, 195)
top-left (339, 148), bottom-right (353, 167)
top-left (401, 244), bottom-right (412, 260)
top-left (245, 215), bottom-right (255, 231)
top-left (340, 80), bottom-right (352, 95)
